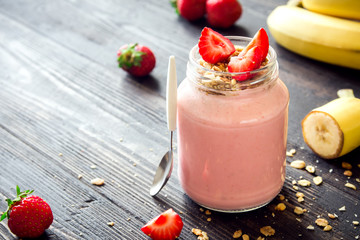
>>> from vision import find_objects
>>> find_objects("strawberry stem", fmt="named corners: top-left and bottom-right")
top-left (170, 0), bottom-right (179, 15)
top-left (117, 43), bottom-right (145, 69)
top-left (0, 186), bottom-right (34, 222)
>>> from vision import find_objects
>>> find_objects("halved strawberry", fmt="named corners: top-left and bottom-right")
top-left (141, 209), bottom-right (183, 240)
top-left (198, 27), bottom-right (235, 64)
top-left (239, 28), bottom-right (269, 62)
top-left (228, 46), bottom-right (263, 81)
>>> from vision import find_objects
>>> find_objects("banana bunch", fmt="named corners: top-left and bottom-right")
top-left (302, 89), bottom-right (360, 159)
top-left (267, 0), bottom-right (360, 69)
top-left (302, 0), bottom-right (360, 20)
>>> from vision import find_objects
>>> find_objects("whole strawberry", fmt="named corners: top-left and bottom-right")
top-left (0, 186), bottom-right (53, 239)
top-left (117, 43), bottom-right (156, 77)
top-left (172, 0), bottom-right (207, 21)
top-left (206, 0), bottom-right (242, 28)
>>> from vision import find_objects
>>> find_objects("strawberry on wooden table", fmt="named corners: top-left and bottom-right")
top-left (141, 208), bottom-right (183, 240)
top-left (206, 0), bottom-right (242, 28)
top-left (0, 186), bottom-right (53, 239)
top-left (172, 0), bottom-right (206, 21)
top-left (117, 43), bottom-right (156, 77)
top-left (198, 27), bottom-right (235, 64)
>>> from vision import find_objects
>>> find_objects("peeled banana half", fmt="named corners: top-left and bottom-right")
top-left (267, 5), bottom-right (360, 69)
top-left (302, 89), bottom-right (360, 159)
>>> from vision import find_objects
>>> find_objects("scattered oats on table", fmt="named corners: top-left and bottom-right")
top-left (353, 221), bottom-right (359, 226)
top-left (107, 222), bottom-right (115, 226)
top-left (275, 203), bottom-right (286, 211)
top-left (278, 194), bottom-right (285, 201)
top-left (305, 165), bottom-right (316, 174)
top-left (296, 192), bottom-right (305, 198)
top-left (313, 176), bottom-right (323, 185)
top-left (260, 226), bottom-right (275, 236)
top-left (306, 225), bottom-right (315, 230)
top-left (290, 160), bottom-right (306, 169)
top-left (339, 206), bottom-right (346, 211)
top-left (344, 170), bottom-right (353, 176)
top-left (233, 229), bottom-right (242, 238)
top-left (192, 228), bottom-right (209, 240)
top-left (242, 234), bottom-right (250, 240)
top-left (323, 225), bottom-right (332, 231)
top-left (342, 162), bottom-right (352, 170)
top-left (206, 217), bottom-right (211, 222)
top-left (297, 196), bottom-right (304, 203)
top-left (315, 218), bottom-right (329, 227)
top-left (77, 174), bottom-right (83, 179)
top-left (91, 178), bottom-right (105, 186)
top-left (286, 148), bottom-right (296, 157)
top-left (328, 213), bottom-right (337, 219)
top-left (298, 179), bottom-right (311, 187)
top-left (345, 182), bottom-right (357, 190)
top-left (294, 206), bottom-right (306, 215)
top-left (205, 210), bottom-right (211, 215)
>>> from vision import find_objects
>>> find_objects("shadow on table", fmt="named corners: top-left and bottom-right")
top-left (128, 75), bottom-right (160, 93)
top-left (176, 16), bottom-right (249, 37)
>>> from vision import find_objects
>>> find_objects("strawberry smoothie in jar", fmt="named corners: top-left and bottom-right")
top-left (177, 28), bottom-right (289, 212)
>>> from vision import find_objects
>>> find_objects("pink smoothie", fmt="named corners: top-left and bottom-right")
top-left (177, 78), bottom-right (289, 211)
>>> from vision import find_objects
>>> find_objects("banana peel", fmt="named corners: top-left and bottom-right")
top-left (267, 4), bottom-right (360, 69)
top-left (302, 0), bottom-right (360, 20)
top-left (302, 89), bottom-right (360, 159)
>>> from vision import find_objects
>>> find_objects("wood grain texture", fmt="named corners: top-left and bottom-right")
top-left (0, 0), bottom-right (359, 239)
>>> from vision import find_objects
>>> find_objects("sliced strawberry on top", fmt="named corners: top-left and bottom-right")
top-left (228, 46), bottom-right (263, 81)
top-left (141, 208), bottom-right (183, 240)
top-left (198, 27), bottom-right (235, 64)
top-left (239, 28), bottom-right (269, 62)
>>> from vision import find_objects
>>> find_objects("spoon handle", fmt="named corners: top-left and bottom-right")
top-left (167, 56), bottom-right (177, 131)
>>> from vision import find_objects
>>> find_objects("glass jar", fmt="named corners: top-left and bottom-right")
top-left (177, 36), bottom-right (289, 212)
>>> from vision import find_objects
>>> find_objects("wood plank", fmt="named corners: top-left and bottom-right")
top-left (0, 0), bottom-right (359, 239)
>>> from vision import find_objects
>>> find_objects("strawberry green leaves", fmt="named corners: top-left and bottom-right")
top-left (1, 186), bottom-right (34, 221)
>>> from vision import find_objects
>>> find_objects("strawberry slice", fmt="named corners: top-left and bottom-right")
top-left (198, 27), bottom-right (235, 64)
top-left (239, 28), bottom-right (269, 62)
top-left (228, 46), bottom-right (263, 81)
top-left (141, 209), bottom-right (183, 240)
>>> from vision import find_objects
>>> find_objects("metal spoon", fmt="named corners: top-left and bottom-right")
top-left (149, 56), bottom-right (177, 197)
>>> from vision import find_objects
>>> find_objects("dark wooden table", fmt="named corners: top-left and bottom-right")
top-left (1, 0), bottom-right (360, 239)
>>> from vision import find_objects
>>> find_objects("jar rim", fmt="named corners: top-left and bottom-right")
top-left (188, 36), bottom-right (278, 87)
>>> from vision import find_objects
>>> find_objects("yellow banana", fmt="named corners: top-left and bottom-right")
top-left (302, 89), bottom-right (360, 159)
top-left (267, 5), bottom-right (360, 70)
top-left (303, 0), bottom-right (360, 20)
